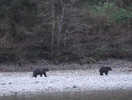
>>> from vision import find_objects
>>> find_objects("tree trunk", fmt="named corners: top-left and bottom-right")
top-left (51, 0), bottom-right (56, 59)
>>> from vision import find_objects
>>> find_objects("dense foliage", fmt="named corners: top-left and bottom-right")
top-left (0, 0), bottom-right (132, 65)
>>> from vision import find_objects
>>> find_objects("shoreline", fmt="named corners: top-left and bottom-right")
top-left (1, 89), bottom-right (132, 100)
top-left (0, 69), bottom-right (132, 96)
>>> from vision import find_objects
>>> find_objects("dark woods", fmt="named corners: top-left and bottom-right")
top-left (0, 0), bottom-right (131, 65)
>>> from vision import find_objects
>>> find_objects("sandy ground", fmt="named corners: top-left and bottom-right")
top-left (0, 69), bottom-right (132, 96)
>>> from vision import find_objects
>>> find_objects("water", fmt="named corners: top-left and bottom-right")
top-left (0, 90), bottom-right (132, 100)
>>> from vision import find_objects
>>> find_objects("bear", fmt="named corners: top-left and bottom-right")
top-left (33, 68), bottom-right (49, 78)
top-left (99, 67), bottom-right (112, 76)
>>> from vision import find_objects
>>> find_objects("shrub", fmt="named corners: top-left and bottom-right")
top-left (91, 2), bottom-right (132, 24)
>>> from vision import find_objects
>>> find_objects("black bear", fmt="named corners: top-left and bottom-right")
top-left (33, 68), bottom-right (49, 78)
top-left (99, 67), bottom-right (112, 76)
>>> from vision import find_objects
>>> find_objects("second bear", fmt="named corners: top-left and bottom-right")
top-left (99, 67), bottom-right (112, 76)
top-left (33, 68), bottom-right (49, 78)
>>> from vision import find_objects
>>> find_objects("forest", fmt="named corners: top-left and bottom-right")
top-left (0, 0), bottom-right (132, 65)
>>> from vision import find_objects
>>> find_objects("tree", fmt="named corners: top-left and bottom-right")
top-left (115, 0), bottom-right (132, 8)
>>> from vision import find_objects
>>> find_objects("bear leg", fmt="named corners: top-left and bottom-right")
top-left (40, 73), bottom-right (43, 77)
top-left (100, 72), bottom-right (103, 75)
top-left (105, 71), bottom-right (108, 75)
top-left (43, 72), bottom-right (47, 77)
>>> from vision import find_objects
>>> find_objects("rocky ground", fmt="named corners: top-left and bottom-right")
top-left (0, 65), bottom-right (132, 96)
